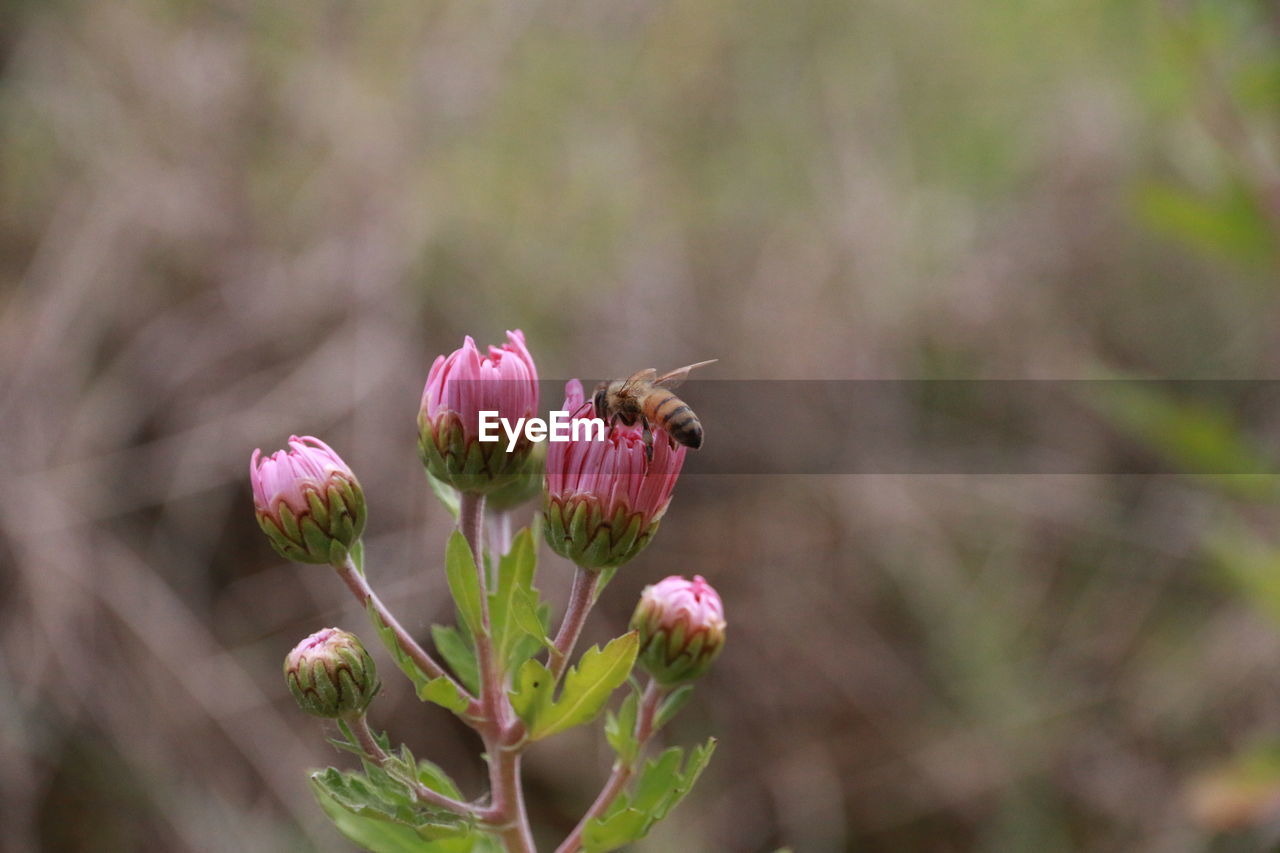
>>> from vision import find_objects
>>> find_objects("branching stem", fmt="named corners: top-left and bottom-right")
top-left (347, 714), bottom-right (478, 817)
top-left (333, 556), bottom-right (481, 718)
top-left (554, 679), bottom-right (666, 853)
top-left (459, 492), bottom-right (537, 853)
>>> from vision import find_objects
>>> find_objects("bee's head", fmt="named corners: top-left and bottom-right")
top-left (591, 383), bottom-right (609, 418)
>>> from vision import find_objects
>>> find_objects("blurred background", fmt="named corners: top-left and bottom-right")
top-left (3, 0), bottom-right (1280, 850)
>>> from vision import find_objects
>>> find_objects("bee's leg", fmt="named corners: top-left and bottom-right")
top-left (641, 417), bottom-right (654, 463)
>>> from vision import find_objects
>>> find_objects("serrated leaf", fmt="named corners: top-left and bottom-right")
top-left (314, 785), bottom-right (458, 853)
top-left (605, 687), bottom-right (640, 762)
top-left (309, 766), bottom-right (472, 847)
top-left (418, 676), bottom-right (470, 713)
top-left (531, 633), bottom-right (638, 740)
top-left (654, 685), bottom-right (694, 731)
top-left (509, 658), bottom-right (554, 726)
top-left (582, 808), bottom-right (649, 853)
top-left (431, 625), bottom-right (479, 695)
top-left (444, 531), bottom-right (486, 638)
top-left (631, 748), bottom-right (684, 813)
top-left (581, 738), bottom-right (717, 852)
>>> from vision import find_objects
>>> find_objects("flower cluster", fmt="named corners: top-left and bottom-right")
top-left (251, 329), bottom-right (725, 853)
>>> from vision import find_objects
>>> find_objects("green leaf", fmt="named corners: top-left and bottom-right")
top-left (509, 658), bottom-right (554, 727)
top-left (367, 601), bottom-right (431, 692)
top-left (489, 529), bottom-right (552, 673)
top-left (416, 759), bottom-right (464, 801)
top-left (1085, 380), bottom-right (1277, 499)
top-left (581, 738), bottom-right (717, 852)
top-left (605, 687), bottom-right (641, 763)
top-left (444, 531), bottom-right (486, 639)
top-left (531, 632), bottom-right (638, 740)
top-left (654, 685), bottom-right (694, 731)
top-left (426, 472), bottom-right (461, 520)
top-left (1135, 180), bottom-right (1276, 266)
top-left (418, 676), bottom-right (470, 714)
top-left (630, 747), bottom-right (685, 814)
top-left (432, 625), bottom-right (479, 695)
top-left (309, 766), bottom-right (474, 851)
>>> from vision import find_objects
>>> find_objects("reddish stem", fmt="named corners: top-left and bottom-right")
top-left (548, 567), bottom-right (599, 682)
top-left (555, 680), bottom-right (665, 853)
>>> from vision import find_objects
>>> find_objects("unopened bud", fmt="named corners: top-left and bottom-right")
top-left (544, 380), bottom-right (685, 571)
top-left (250, 436), bottom-right (366, 565)
top-left (631, 575), bottom-right (726, 685)
top-left (284, 628), bottom-right (380, 719)
top-left (418, 330), bottom-right (540, 496)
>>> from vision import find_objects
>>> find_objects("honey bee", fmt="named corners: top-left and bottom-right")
top-left (592, 360), bottom-right (717, 457)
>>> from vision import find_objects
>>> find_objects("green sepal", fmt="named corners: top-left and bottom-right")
top-left (610, 512), bottom-right (644, 559)
top-left (307, 489), bottom-right (331, 531)
top-left (545, 502), bottom-right (568, 550)
top-left (300, 516), bottom-right (333, 560)
top-left (277, 502), bottom-right (303, 545)
top-left (567, 500), bottom-right (591, 554)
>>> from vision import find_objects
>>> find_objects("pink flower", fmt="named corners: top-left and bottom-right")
top-left (250, 436), bottom-right (365, 564)
top-left (417, 330), bottom-right (540, 496)
top-left (544, 379), bottom-right (687, 570)
top-left (631, 575), bottom-right (726, 685)
top-left (420, 330), bottom-right (538, 442)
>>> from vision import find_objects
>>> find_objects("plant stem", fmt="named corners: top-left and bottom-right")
top-left (346, 714), bottom-right (478, 817)
top-left (459, 491), bottom-right (538, 852)
top-left (488, 741), bottom-right (538, 853)
top-left (458, 493), bottom-right (503, 725)
top-left (548, 567), bottom-right (599, 681)
top-left (554, 680), bottom-right (665, 853)
top-left (334, 556), bottom-right (480, 717)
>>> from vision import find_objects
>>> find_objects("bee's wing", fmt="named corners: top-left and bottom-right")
top-left (615, 368), bottom-right (657, 395)
top-left (624, 368), bottom-right (658, 386)
top-left (653, 359), bottom-right (718, 390)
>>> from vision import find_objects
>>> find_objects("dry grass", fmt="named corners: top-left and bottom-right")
top-left (2, 0), bottom-right (1279, 850)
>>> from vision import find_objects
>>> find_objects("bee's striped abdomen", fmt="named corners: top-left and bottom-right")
top-left (644, 390), bottom-right (704, 449)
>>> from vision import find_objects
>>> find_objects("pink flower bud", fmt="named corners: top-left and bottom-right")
top-left (417, 330), bottom-right (540, 496)
top-left (631, 575), bottom-right (726, 685)
top-left (284, 628), bottom-right (380, 719)
top-left (250, 436), bottom-right (366, 565)
top-left (544, 380), bottom-right (686, 571)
